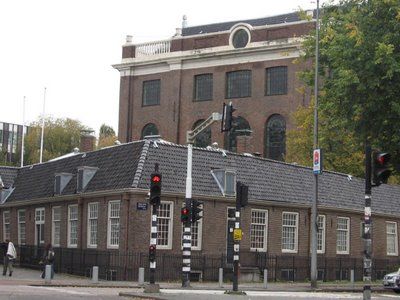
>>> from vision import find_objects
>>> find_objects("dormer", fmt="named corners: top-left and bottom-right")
top-left (76, 166), bottom-right (98, 193)
top-left (0, 176), bottom-right (14, 204)
top-left (211, 169), bottom-right (236, 196)
top-left (54, 173), bottom-right (73, 195)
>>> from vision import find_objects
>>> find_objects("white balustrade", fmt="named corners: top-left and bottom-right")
top-left (135, 40), bottom-right (171, 57)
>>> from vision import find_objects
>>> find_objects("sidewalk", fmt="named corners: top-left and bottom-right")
top-left (0, 266), bottom-right (386, 293)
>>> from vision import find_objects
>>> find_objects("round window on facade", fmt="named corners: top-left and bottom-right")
top-left (232, 28), bottom-right (249, 49)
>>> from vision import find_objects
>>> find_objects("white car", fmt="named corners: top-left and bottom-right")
top-left (383, 269), bottom-right (400, 293)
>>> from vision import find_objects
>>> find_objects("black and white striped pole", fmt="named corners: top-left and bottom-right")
top-left (363, 144), bottom-right (372, 300)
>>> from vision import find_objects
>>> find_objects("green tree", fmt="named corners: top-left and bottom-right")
top-left (288, 0), bottom-right (400, 181)
top-left (24, 117), bottom-right (87, 164)
top-left (97, 124), bottom-right (117, 149)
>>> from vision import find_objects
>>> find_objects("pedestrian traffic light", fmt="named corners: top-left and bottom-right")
top-left (181, 206), bottom-right (190, 223)
top-left (191, 200), bottom-right (203, 223)
top-left (372, 151), bottom-right (391, 186)
top-left (236, 182), bottom-right (249, 208)
top-left (149, 245), bottom-right (156, 262)
top-left (149, 172), bottom-right (162, 206)
top-left (221, 102), bottom-right (236, 132)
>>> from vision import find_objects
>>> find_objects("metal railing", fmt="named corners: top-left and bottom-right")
top-left (14, 245), bottom-right (400, 282)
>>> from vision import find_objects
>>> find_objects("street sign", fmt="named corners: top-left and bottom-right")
top-left (233, 228), bottom-right (242, 241)
top-left (313, 149), bottom-right (322, 174)
top-left (137, 202), bottom-right (148, 210)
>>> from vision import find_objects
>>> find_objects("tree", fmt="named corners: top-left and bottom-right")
top-left (24, 117), bottom-right (87, 165)
top-left (97, 124), bottom-right (117, 149)
top-left (288, 0), bottom-right (400, 180)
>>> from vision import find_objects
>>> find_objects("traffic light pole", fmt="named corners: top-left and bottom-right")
top-left (363, 144), bottom-right (372, 300)
top-left (232, 182), bottom-right (242, 292)
top-left (182, 113), bottom-right (222, 288)
top-left (149, 202), bottom-right (158, 285)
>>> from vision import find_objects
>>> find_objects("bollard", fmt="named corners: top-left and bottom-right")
top-left (263, 269), bottom-right (268, 289)
top-left (219, 268), bottom-right (223, 288)
top-left (92, 266), bottom-right (99, 283)
top-left (350, 269), bottom-right (354, 285)
top-left (45, 265), bottom-right (52, 284)
top-left (138, 267), bottom-right (145, 285)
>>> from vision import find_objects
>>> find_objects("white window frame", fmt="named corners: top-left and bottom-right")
top-left (181, 203), bottom-right (203, 250)
top-left (17, 209), bottom-right (26, 245)
top-left (156, 201), bottom-right (173, 250)
top-left (3, 210), bottom-right (10, 241)
top-left (336, 217), bottom-right (350, 254)
top-left (281, 212), bottom-right (299, 253)
top-left (87, 202), bottom-right (99, 248)
top-left (68, 205), bottom-right (78, 248)
top-left (317, 215), bottom-right (326, 254)
top-left (35, 207), bottom-right (45, 245)
top-left (107, 200), bottom-right (121, 249)
top-left (386, 221), bottom-right (398, 256)
top-left (250, 209), bottom-right (268, 252)
top-left (52, 206), bottom-right (61, 247)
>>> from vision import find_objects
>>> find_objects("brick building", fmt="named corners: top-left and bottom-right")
top-left (1, 138), bottom-right (399, 281)
top-left (113, 11), bottom-right (315, 160)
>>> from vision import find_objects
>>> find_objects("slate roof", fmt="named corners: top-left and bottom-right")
top-left (0, 139), bottom-right (399, 217)
top-left (0, 167), bottom-right (19, 188)
top-left (182, 11), bottom-right (313, 36)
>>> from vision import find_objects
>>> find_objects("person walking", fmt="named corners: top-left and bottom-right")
top-left (3, 239), bottom-right (16, 276)
top-left (41, 243), bottom-right (55, 279)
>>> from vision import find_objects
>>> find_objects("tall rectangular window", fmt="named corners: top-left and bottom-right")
top-left (52, 206), bottom-right (61, 247)
top-left (107, 200), bottom-right (120, 248)
top-left (317, 215), bottom-right (326, 254)
top-left (386, 221), bottom-right (398, 256)
top-left (266, 66), bottom-right (288, 95)
top-left (35, 208), bottom-right (45, 246)
top-left (282, 212), bottom-right (298, 253)
top-left (87, 202), bottom-right (98, 248)
top-left (250, 209), bottom-right (268, 251)
top-left (3, 211), bottom-right (10, 241)
top-left (18, 210), bottom-right (26, 245)
top-left (142, 79), bottom-right (161, 106)
top-left (68, 205), bottom-right (78, 247)
top-left (157, 201), bottom-right (173, 249)
top-left (226, 70), bottom-right (251, 98)
top-left (194, 74), bottom-right (213, 101)
top-left (336, 217), bottom-right (350, 254)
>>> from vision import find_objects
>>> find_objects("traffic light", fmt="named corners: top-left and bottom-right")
top-left (149, 172), bottom-right (162, 206)
top-left (149, 245), bottom-right (156, 262)
top-left (221, 102), bottom-right (236, 132)
top-left (181, 206), bottom-right (191, 223)
top-left (372, 151), bottom-right (391, 186)
top-left (191, 200), bottom-right (203, 223)
top-left (236, 182), bottom-right (249, 208)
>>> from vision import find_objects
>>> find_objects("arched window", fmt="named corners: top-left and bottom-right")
top-left (192, 119), bottom-right (211, 148)
top-left (141, 123), bottom-right (159, 139)
top-left (265, 115), bottom-right (286, 161)
top-left (225, 116), bottom-right (251, 152)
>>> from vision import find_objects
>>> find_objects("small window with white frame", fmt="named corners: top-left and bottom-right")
top-left (336, 217), bottom-right (350, 254)
top-left (107, 200), bottom-right (120, 249)
top-left (386, 221), bottom-right (398, 256)
top-left (211, 169), bottom-right (236, 196)
top-left (68, 205), bottom-right (78, 247)
top-left (250, 209), bottom-right (268, 251)
top-left (35, 208), bottom-right (45, 245)
top-left (87, 202), bottom-right (98, 248)
top-left (3, 211), bottom-right (10, 241)
top-left (157, 201), bottom-right (173, 249)
top-left (18, 210), bottom-right (26, 245)
top-left (317, 215), bottom-right (326, 254)
top-left (181, 202), bottom-right (202, 250)
top-left (52, 206), bottom-right (61, 247)
top-left (282, 212), bottom-right (298, 253)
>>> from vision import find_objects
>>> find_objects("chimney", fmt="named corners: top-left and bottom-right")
top-left (80, 129), bottom-right (95, 152)
top-left (236, 135), bottom-right (254, 155)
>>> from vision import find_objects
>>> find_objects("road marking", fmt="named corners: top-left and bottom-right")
top-left (30, 286), bottom-right (93, 296)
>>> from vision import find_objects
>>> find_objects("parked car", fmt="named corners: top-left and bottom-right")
top-left (383, 269), bottom-right (400, 293)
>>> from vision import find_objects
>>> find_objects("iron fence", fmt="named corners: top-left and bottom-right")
top-left (14, 245), bottom-right (400, 282)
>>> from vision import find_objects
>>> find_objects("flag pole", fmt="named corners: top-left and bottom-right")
top-left (21, 96), bottom-right (26, 167)
top-left (39, 87), bottom-right (46, 163)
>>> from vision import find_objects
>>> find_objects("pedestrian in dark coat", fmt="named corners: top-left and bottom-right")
top-left (41, 243), bottom-right (55, 279)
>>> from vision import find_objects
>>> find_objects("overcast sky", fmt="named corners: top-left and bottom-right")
top-left (0, 0), bottom-right (324, 136)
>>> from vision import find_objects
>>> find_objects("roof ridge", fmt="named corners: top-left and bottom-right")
top-left (131, 139), bottom-right (151, 188)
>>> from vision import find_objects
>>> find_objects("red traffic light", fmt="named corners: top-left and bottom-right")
top-left (151, 175), bottom-right (161, 183)
top-left (181, 206), bottom-right (190, 223)
top-left (372, 151), bottom-right (392, 186)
